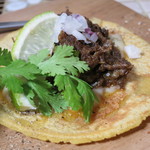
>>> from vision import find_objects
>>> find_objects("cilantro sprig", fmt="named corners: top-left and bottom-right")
top-left (29, 45), bottom-right (89, 76)
top-left (54, 75), bottom-right (98, 122)
top-left (26, 79), bottom-right (68, 116)
top-left (0, 45), bottom-right (98, 122)
top-left (0, 60), bottom-right (40, 93)
top-left (0, 48), bottom-right (12, 66)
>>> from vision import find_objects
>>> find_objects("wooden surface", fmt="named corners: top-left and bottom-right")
top-left (0, 0), bottom-right (150, 42)
top-left (0, 0), bottom-right (150, 149)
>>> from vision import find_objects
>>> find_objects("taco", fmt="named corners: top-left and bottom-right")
top-left (0, 11), bottom-right (150, 144)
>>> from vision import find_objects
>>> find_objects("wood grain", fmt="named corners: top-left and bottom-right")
top-left (0, 0), bottom-right (150, 149)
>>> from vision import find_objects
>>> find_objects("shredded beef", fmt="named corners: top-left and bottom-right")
top-left (58, 17), bottom-right (133, 88)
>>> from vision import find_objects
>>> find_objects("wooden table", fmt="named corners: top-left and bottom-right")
top-left (0, 0), bottom-right (150, 149)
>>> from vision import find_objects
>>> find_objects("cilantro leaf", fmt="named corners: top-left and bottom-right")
top-left (0, 60), bottom-right (41, 93)
top-left (0, 45), bottom-right (97, 122)
top-left (54, 75), bottom-right (82, 111)
top-left (47, 93), bottom-right (68, 113)
top-left (28, 49), bottom-right (49, 65)
top-left (0, 60), bottom-right (41, 80)
top-left (71, 76), bottom-right (98, 122)
top-left (37, 45), bottom-right (89, 76)
top-left (27, 79), bottom-right (68, 115)
top-left (2, 76), bottom-right (24, 93)
top-left (54, 75), bottom-right (98, 122)
top-left (0, 48), bottom-right (12, 66)
top-left (27, 80), bottom-right (52, 116)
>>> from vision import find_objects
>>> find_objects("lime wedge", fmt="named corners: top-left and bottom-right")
top-left (2, 87), bottom-right (36, 111)
top-left (11, 93), bottom-right (36, 111)
top-left (10, 12), bottom-right (58, 111)
top-left (12, 11), bottom-right (58, 60)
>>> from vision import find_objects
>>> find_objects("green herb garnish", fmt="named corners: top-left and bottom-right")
top-left (0, 45), bottom-right (98, 122)
top-left (0, 48), bottom-right (12, 66)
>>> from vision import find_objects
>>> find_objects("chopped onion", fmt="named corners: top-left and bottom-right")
top-left (124, 45), bottom-right (141, 59)
top-left (89, 32), bottom-right (98, 42)
top-left (72, 14), bottom-right (80, 18)
top-left (83, 33), bottom-right (91, 40)
top-left (52, 13), bottom-right (98, 44)
top-left (72, 30), bottom-right (89, 43)
top-left (84, 28), bottom-right (98, 42)
top-left (51, 13), bottom-right (67, 43)
top-left (85, 28), bottom-right (93, 35)
top-left (71, 14), bottom-right (88, 31)
top-left (63, 16), bottom-right (82, 34)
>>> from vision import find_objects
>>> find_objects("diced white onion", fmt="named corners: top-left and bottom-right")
top-left (52, 13), bottom-right (67, 43)
top-left (63, 16), bottom-right (82, 34)
top-left (72, 30), bottom-right (89, 43)
top-left (84, 28), bottom-right (98, 43)
top-left (124, 45), bottom-right (141, 59)
top-left (71, 14), bottom-right (88, 31)
top-left (90, 32), bottom-right (98, 42)
top-left (109, 34), bottom-right (141, 59)
top-left (52, 13), bottom-right (98, 44)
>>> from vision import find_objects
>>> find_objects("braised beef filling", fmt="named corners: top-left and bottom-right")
top-left (57, 14), bottom-right (133, 88)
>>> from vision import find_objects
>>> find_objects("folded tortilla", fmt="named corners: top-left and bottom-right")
top-left (0, 19), bottom-right (150, 144)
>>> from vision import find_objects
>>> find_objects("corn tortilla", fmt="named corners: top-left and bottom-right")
top-left (0, 19), bottom-right (150, 144)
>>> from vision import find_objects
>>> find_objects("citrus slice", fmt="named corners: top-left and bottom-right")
top-left (10, 12), bottom-right (58, 111)
top-left (11, 93), bottom-right (36, 111)
top-left (2, 87), bottom-right (36, 111)
top-left (12, 11), bottom-right (58, 60)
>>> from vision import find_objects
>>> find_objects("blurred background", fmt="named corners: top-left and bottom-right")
top-left (0, 0), bottom-right (150, 18)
